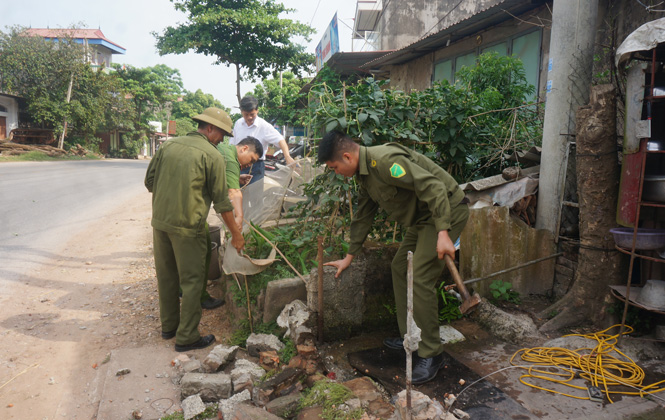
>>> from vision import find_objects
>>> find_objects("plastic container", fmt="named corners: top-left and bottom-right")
top-left (610, 227), bottom-right (665, 250)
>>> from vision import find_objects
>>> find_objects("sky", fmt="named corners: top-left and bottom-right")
top-left (1, 0), bottom-right (362, 110)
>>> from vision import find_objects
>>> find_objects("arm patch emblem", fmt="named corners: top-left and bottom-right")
top-left (390, 163), bottom-right (406, 178)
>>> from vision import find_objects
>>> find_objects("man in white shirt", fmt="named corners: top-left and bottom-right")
top-left (228, 95), bottom-right (295, 184)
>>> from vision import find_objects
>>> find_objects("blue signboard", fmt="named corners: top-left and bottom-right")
top-left (315, 13), bottom-right (340, 71)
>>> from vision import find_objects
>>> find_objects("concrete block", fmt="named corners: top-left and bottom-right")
top-left (263, 277), bottom-right (307, 323)
top-left (203, 344), bottom-right (239, 373)
top-left (181, 372), bottom-right (232, 402)
top-left (265, 392), bottom-right (302, 418)
top-left (246, 333), bottom-right (284, 357)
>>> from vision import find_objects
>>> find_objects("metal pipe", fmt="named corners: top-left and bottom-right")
top-left (462, 253), bottom-right (563, 285)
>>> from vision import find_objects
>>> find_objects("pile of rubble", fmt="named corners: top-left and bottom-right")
top-left (159, 300), bottom-right (470, 420)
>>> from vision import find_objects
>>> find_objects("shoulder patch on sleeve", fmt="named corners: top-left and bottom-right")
top-left (390, 163), bottom-right (406, 178)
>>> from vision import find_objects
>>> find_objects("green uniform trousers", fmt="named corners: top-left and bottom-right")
top-left (153, 228), bottom-right (208, 345)
top-left (391, 203), bottom-right (469, 358)
top-left (179, 224), bottom-right (213, 303)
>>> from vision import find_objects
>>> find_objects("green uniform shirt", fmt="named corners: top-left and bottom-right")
top-left (348, 143), bottom-right (465, 255)
top-left (216, 143), bottom-right (241, 189)
top-left (145, 132), bottom-right (233, 237)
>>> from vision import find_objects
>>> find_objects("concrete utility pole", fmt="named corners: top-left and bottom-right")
top-left (536, 0), bottom-right (598, 233)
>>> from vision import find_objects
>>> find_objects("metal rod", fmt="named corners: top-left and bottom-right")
top-left (462, 253), bottom-right (563, 285)
top-left (317, 236), bottom-right (324, 344)
top-left (405, 251), bottom-right (414, 420)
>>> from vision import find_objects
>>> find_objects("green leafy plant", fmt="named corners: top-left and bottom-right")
top-left (299, 380), bottom-right (364, 420)
top-left (489, 280), bottom-right (521, 304)
top-left (278, 337), bottom-right (297, 364)
top-left (437, 283), bottom-right (463, 323)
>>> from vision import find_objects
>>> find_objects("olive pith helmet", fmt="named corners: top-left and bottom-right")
top-left (192, 107), bottom-right (233, 135)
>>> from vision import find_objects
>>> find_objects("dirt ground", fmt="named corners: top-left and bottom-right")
top-left (0, 191), bottom-right (233, 420)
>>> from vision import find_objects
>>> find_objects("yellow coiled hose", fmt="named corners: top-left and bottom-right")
top-left (510, 324), bottom-right (665, 403)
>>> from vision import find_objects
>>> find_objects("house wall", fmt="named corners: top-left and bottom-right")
top-left (0, 96), bottom-right (20, 139)
top-left (386, 4), bottom-right (553, 101)
top-left (379, 0), bottom-right (504, 51)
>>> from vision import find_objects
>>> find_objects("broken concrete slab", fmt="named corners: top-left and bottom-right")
top-left (265, 392), bottom-right (302, 418)
top-left (203, 344), bottom-right (239, 372)
top-left (471, 299), bottom-right (542, 344)
top-left (246, 333), bottom-right (285, 357)
top-left (263, 277), bottom-right (307, 323)
top-left (181, 372), bottom-right (232, 402)
top-left (393, 389), bottom-right (452, 420)
top-left (182, 394), bottom-right (206, 420)
top-left (277, 299), bottom-right (315, 345)
top-left (342, 377), bottom-right (394, 419)
top-left (231, 359), bottom-right (266, 394)
top-left (232, 402), bottom-right (284, 419)
top-left (218, 389), bottom-right (251, 419)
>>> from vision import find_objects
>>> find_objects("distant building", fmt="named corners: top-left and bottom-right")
top-left (0, 93), bottom-right (22, 140)
top-left (24, 28), bottom-right (126, 71)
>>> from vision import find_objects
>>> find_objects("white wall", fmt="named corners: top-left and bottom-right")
top-left (0, 95), bottom-right (20, 137)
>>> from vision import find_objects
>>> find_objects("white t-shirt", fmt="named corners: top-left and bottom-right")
top-left (229, 116), bottom-right (283, 160)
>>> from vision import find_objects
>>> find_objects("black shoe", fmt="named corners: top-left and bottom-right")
top-left (161, 329), bottom-right (176, 340)
top-left (201, 296), bottom-right (224, 310)
top-left (412, 353), bottom-right (445, 384)
top-left (175, 334), bottom-right (216, 352)
top-left (383, 337), bottom-right (404, 350)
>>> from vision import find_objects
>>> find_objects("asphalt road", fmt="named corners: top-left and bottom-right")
top-left (0, 159), bottom-right (150, 288)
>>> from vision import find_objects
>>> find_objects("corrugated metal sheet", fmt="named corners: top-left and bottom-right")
top-left (460, 206), bottom-right (556, 297)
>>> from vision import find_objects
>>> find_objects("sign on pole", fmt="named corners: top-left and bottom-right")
top-left (168, 120), bottom-right (176, 135)
top-left (315, 12), bottom-right (340, 71)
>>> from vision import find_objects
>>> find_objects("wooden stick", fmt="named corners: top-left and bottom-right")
top-left (317, 236), bottom-right (324, 344)
top-left (243, 220), bottom-right (306, 282)
top-left (406, 251), bottom-right (414, 420)
top-left (243, 274), bottom-right (253, 333)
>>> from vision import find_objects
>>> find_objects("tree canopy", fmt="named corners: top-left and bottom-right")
top-left (0, 25), bottom-right (128, 149)
top-left (153, 0), bottom-right (315, 105)
top-left (251, 71), bottom-right (309, 128)
top-left (170, 89), bottom-right (230, 136)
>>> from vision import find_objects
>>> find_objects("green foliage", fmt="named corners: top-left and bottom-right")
top-left (306, 52), bottom-right (542, 182)
top-left (437, 284), bottom-right (463, 323)
top-left (154, 0), bottom-right (315, 104)
top-left (228, 319), bottom-right (280, 347)
top-left (0, 26), bottom-right (128, 149)
top-left (252, 71), bottom-right (309, 127)
top-left (170, 89), bottom-right (229, 134)
top-left (299, 380), bottom-right (363, 420)
top-left (112, 63), bottom-right (183, 130)
top-left (489, 280), bottom-right (521, 304)
top-left (278, 337), bottom-right (297, 364)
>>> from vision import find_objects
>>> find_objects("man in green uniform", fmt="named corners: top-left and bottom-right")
top-left (145, 107), bottom-right (245, 352)
top-left (320, 130), bottom-right (469, 384)
top-left (197, 137), bottom-right (264, 309)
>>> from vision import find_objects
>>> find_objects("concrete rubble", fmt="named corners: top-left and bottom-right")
top-left (165, 302), bottom-right (482, 420)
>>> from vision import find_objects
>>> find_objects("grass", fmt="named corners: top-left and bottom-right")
top-left (0, 151), bottom-right (102, 162)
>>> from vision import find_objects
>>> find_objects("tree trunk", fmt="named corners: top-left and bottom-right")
top-left (235, 63), bottom-right (241, 106)
top-left (538, 84), bottom-right (623, 332)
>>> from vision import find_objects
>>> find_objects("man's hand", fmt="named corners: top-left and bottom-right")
top-left (323, 254), bottom-right (354, 278)
top-left (285, 155), bottom-right (295, 167)
top-left (437, 230), bottom-right (456, 260)
top-left (231, 233), bottom-right (245, 254)
top-left (239, 174), bottom-right (253, 186)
